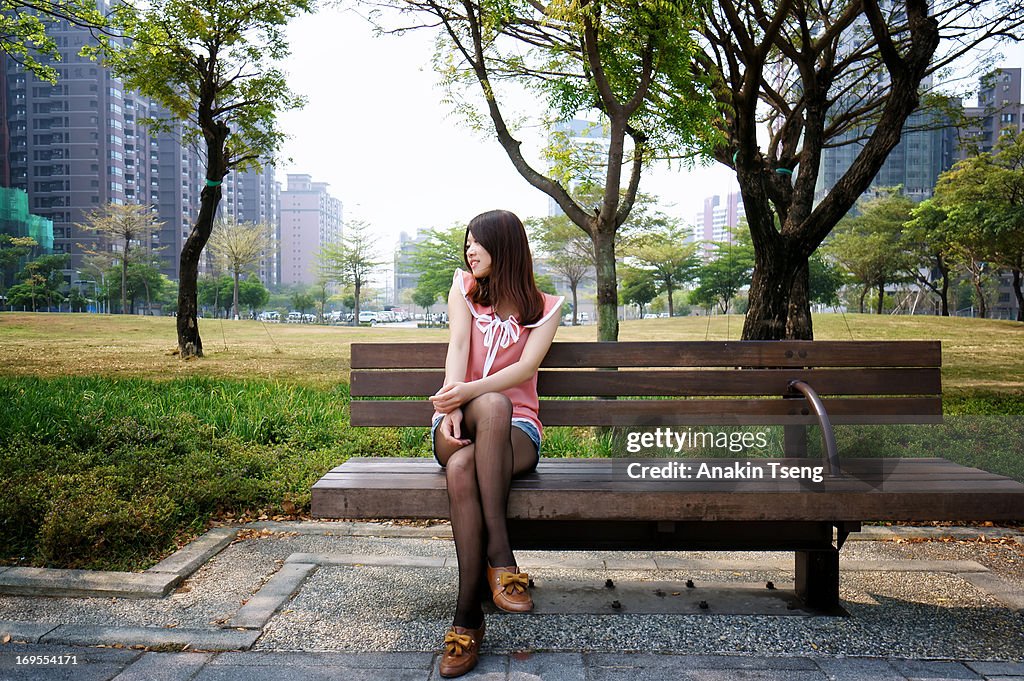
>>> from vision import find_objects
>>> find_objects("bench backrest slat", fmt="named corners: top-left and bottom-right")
top-left (349, 341), bottom-right (942, 428)
top-left (351, 368), bottom-right (941, 398)
top-left (351, 341), bottom-right (941, 369)
top-left (350, 397), bottom-right (942, 427)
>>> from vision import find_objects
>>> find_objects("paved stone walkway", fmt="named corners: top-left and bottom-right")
top-left (3, 647), bottom-right (1024, 680)
top-left (1, 522), bottom-right (1022, 680)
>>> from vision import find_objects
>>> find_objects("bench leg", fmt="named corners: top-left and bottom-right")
top-left (794, 548), bottom-right (839, 610)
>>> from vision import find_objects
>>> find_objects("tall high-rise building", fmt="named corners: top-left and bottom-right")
top-left (957, 67), bottom-right (1023, 158)
top-left (816, 80), bottom-right (959, 203)
top-left (278, 174), bottom-right (342, 286)
top-left (1, 12), bottom-right (203, 284)
top-left (694, 192), bottom-right (744, 257)
top-left (151, 109), bottom-right (202, 282)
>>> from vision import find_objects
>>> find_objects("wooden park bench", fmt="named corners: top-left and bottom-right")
top-left (312, 340), bottom-right (1024, 611)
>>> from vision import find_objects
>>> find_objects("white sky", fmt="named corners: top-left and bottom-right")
top-left (276, 7), bottom-right (736, 247)
top-left (276, 7), bottom-right (1024, 267)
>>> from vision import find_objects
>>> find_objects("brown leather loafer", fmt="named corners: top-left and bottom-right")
top-left (486, 564), bottom-right (533, 612)
top-left (438, 622), bottom-right (485, 678)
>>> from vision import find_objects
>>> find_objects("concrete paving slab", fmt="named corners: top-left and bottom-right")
top-left (146, 528), bottom-right (236, 577)
top-left (966, 662), bottom-right (1024, 676)
top-left (583, 654), bottom-right (821, 671)
top-left (815, 657), bottom-right (906, 680)
top-left (0, 619), bottom-right (60, 644)
top-left (39, 625), bottom-right (260, 652)
top-left (888, 659), bottom-right (982, 679)
top-left (228, 563), bottom-right (317, 630)
top-left (959, 573), bottom-right (1024, 610)
top-left (517, 556), bottom-right (604, 570)
top-left (194, 664), bottom-right (428, 681)
top-left (284, 553), bottom-right (445, 568)
top-left (110, 652), bottom-right (214, 681)
top-left (0, 567), bottom-right (174, 599)
top-left (0, 642), bottom-right (139, 681)
top-left (508, 651), bottom-right (586, 681)
top-left (206, 651), bottom-right (435, 668)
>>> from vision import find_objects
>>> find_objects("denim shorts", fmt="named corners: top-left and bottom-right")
top-left (431, 414), bottom-right (541, 465)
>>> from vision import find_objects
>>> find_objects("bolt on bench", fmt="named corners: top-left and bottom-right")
top-left (313, 341), bottom-right (1024, 611)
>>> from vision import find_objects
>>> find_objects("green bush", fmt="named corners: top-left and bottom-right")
top-left (0, 376), bottom-right (431, 571)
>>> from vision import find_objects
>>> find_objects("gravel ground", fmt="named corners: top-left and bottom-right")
top-left (1, 530), bottom-right (1020, 661)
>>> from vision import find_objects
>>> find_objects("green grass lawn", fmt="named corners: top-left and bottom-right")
top-left (2, 311), bottom-right (1023, 393)
top-left (0, 312), bottom-right (1021, 571)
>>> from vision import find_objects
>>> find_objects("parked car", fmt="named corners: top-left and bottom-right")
top-left (287, 311), bottom-right (302, 323)
top-left (358, 311), bottom-right (378, 324)
top-left (259, 311), bottom-right (280, 322)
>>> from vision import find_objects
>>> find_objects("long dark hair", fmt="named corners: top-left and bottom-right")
top-left (464, 210), bottom-right (545, 325)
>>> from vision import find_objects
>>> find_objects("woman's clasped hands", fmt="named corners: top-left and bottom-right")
top-left (430, 382), bottom-right (474, 447)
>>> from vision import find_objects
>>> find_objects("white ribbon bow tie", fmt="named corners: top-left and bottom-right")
top-left (475, 313), bottom-right (521, 377)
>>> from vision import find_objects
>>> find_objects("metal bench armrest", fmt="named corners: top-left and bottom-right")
top-left (788, 380), bottom-right (841, 477)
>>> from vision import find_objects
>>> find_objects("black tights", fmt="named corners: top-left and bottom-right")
top-left (434, 393), bottom-right (539, 628)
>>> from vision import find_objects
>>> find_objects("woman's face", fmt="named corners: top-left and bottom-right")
top-left (465, 230), bottom-right (493, 278)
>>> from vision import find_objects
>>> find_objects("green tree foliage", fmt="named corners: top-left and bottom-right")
top-left (407, 225), bottom-right (465, 306)
top-left (932, 130), bottom-right (1024, 321)
top-left (238, 277), bottom-right (270, 316)
top-left (8, 253), bottom-right (69, 311)
top-left (826, 193), bottom-right (916, 314)
top-left (691, 232), bottom-right (754, 314)
top-left (808, 252), bottom-right (846, 308)
top-left (618, 267), bottom-right (657, 319)
top-left (318, 220), bottom-right (382, 323)
top-left (412, 285), bottom-right (439, 315)
top-left (0, 1), bottom-right (104, 83)
top-left (76, 203), bottom-right (163, 316)
top-left (904, 199), bottom-right (954, 316)
top-left (0, 235), bottom-right (36, 292)
top-left (698, 0), bottom-right (1024, 339)
top-left (208, 220), bottom-right (272, 320)
top-left (622, 217), bottom-right (698, 318)
top-left (529, 214), bottom-right (592, 325)
top-left (90, 0), bottom-right (312, 356)
top-left (389, 0), bottom-right (720, 340)
top-left (290, 291), bottom-right (315, 316)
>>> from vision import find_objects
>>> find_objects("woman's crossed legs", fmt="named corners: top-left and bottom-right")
top-left (433, 392), bottom-right (539, 628)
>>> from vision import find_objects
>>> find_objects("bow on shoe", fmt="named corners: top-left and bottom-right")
top-left (444, 631), bottom-right (473, 656)
top-left (500, 571), bottom-right (529, 594)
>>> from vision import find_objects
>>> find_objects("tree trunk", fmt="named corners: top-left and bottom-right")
top-left (858, 287), bottom-right (867, 314)
top-left (570, 282), bottom-right (579, 326)
top-left (742, 245), bottom-right (796, 340)
top-left (233, 270), bottom-right (240, 320)
top-left (876, 283), bottom-right (885, 315)
top-left (1013, 267), bottom-right (1023, 322)
top-left (177, 120), bottom-right (228, 358)
top-left (971, 273), bottom-right (986, 319)
top-left (593, 226), bottom-right (618, 341)
top-left (785, 259), bottom-right (813, 339)
top-left (353, 281), bottom-right (361, 324)
top-left (121, 241), bottom-right (129, 315)
top-left (938, 254), bottom-right (950, 316)
top-left (666, 281), bottom-right (675, 318)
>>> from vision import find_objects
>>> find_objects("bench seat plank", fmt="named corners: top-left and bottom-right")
top-left (312, 457), bottom-right (1024, 523)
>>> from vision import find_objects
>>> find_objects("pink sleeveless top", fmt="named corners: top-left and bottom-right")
top-left (437, 269), bottom-right (563, 435)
